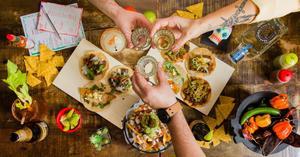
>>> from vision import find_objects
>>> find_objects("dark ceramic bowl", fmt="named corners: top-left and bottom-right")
top-left (231, 91), bottom-right (289, 155)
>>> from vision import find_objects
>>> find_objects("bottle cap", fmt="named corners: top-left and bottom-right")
top-left (283, 53), bottom-right (298, 66)
top-left (278, 69), bottom-right (293, 82)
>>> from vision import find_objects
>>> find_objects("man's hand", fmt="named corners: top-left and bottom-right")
top-left (114, 9), bottom-right (152, 48)
top-left (132, 63), bottom-right (177, 109)
top-left (151, 16), bottom-right (203, 51)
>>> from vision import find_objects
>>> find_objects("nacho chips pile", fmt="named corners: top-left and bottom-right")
top-left (174, 2), bottom-right (204, 19)
top-left (197, 96), bottom-right (235, 149)
top-left (24, 44), bottom-right (64, 87)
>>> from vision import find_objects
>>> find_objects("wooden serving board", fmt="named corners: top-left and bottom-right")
top-left (53, 39), bottom-right (140, 129)
top-left (147, 43), bottom-right (235, 115)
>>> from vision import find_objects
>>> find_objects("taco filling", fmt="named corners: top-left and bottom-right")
top-left (108, 68), bottom-right (132, 93)
top-left (82, 53), bottom-right (107, 80)
top-left (183, 79), bottom-right (211, 105)
top-left (164, 43), bottom-right (189, 62)
top-left (79, 83), bottom-right (115, 109)
top-left (163, 61), bottom-right (184, 93)
top-left (189, 55), bottom-right (213, 74)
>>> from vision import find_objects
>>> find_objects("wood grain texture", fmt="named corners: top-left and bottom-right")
top-left (0, 0), bottom-right (299, 157)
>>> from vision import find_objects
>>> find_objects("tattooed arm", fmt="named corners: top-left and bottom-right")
top-left (152, 0), bottom-right (258, 50)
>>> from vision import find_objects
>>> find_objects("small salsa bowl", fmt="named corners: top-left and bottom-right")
top-left (56, 107), bottom-right (82, 133)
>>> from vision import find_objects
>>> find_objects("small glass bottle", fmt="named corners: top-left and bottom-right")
top-left (229, 19), bottom-right (288, 63)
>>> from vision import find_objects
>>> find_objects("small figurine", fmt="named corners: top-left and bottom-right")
top-left (6, 34), bottom-right (35, 49)
top-left (209, 27), bottom-right (232, 45)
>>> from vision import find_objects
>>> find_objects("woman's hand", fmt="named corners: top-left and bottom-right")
top-left (151, 16), bottom-right (203, 51)
top-left (113, 9), bottom-right (152, 48)
top-left (132, 63), bottom-right (177, 109)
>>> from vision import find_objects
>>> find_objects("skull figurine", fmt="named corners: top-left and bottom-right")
top-left (209, 27), bottom-right (232, 45)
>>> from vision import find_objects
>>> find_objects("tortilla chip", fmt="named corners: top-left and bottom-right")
top-left (44, 69), bottom-right (58, 86)
top-left (215, 107), bottom-right (225, 125)
top-left (171, 12), bottom-right (178, 16)
top-left (217, 103), bottom-right (235, 119)
top-left (24, 59), bottom-right (35, 73)
top-left (186, 2), bottom-right (204, 18)
top-left (212, 137), bottom-right (221, 147)
top-left (27, 73), bottom-right (41, 87)
top-left (24, 56), bottom-right (38, 72)
top-left (197, 141), bottom-right (210, 149)
top-left (219, 96), bottom-right (235, 104)
top-left (50, 56), bottom-right (64, 67)
top-left (214, 125), bottom-right (232, 143)
top-left (176, 10), bottom-right (197, 19)
top-left (39, 44), bottom-right (55, 62)
top-left (203, 116), bottom-right (217, 130)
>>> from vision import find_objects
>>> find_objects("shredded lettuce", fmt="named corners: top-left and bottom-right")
top-left (2, 60), bottom-right (32, 109)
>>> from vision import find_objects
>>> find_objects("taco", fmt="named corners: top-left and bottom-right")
top-left (185, 48), bottom-right (216, 77)
top-left (80, 51), bottom-right (109, 80)
top-left (79, 82), bottom-right (116, 110)
top-left (162, 61), bottom-right (186, 93)
top-left (161, 42), bottom-right (190, 62)
top-left (108, 65), bottom-right (133, 93)
top-left (181, 77), bottom-right (211, 107)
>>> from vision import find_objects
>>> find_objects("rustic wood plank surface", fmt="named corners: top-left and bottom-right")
top-left (0, 0), bottom-right (299, 157)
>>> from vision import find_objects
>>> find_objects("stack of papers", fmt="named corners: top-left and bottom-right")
top-left (21, 2), bottom-right (85, 56)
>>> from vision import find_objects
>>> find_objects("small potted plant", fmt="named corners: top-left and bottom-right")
top-left (89, 127), bottom-right (112, 151)
top-left (56, 107), bottom-right (82, 133)
top-left (2, 60), bottom-right (39, 124)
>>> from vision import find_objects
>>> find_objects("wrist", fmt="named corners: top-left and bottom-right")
top-left (108, 3), bottom-right (124, 20)
top-left (161, 97), bottom-right (177, 109)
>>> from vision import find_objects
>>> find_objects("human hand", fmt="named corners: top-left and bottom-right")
top-left (151, 16), bottom-right (203, 51)
top-left (132, 63), bottom-right (177, 109)
top-left (113, 9), bottom-right (152, 48)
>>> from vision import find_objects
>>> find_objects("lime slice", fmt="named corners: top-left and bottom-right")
top-left (70, 113), bottom-right (80, 129)
top-left (204, 130), bottom-right (214, 141)
top-left (63, 121), bottom-right (71, 132)
top-left (66, 109), bottom-right (75, 119)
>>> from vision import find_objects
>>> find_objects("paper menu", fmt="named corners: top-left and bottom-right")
top-left (20, 3), bottom-right (85, 56)
top-left (37, 2), bottom-right (83, 36)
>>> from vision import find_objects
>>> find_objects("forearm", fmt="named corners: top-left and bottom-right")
top-left (88, 0), bottom-right (123, 20)
top-left (195, 0), bottom-right (259, 34)
top-left (168, 110), bottom-right (206, 157)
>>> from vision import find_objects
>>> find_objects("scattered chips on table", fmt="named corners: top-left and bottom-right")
top-left (24, 44), bottom-right (64, 87)
top-left (196, 95), bottom-right (235, 149)
top-left (186, 2), bottom-right (204, 18)
top-left (27, 73), bottom-right (41, 87)
top-left (175, 2), bottom-right (204, 19)
top-left (176, 10), bottom-right (197, 19)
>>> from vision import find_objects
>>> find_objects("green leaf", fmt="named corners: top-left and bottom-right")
top-left (7, 60), bottom-right (18, 76)
top-left (2, 60), bottom-right (32, 107)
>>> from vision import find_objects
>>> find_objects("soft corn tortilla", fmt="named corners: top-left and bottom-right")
top-left (80, 51), bottom-right (109, 80)
top-left (181, 77), bottom-right (211, 107)
top-left (161, 42), bottom-right (190, 62)
top-left (185, 48), bottom-right (216, 77)
top-left (107, 65), bottom-right (134, 94)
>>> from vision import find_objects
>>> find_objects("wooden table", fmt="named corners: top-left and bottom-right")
top-left (0, 0), bottom-right (299, 157)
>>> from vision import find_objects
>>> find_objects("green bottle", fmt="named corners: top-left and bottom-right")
top-left (273, 52), bottom-right (298, 69)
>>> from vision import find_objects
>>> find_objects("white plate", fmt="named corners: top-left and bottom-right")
top-left (53, 39), bottom-right (140, 129)
top-left (147, 43), bottom-right (235, 115)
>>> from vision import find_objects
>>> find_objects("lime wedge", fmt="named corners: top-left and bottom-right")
top-left (204, 130), bottom-right (214, 141)
top-left (63, 121), bottom-right (71, 132)
top-left (66, 109), bottom-right (75, 119)
top-left (70, 113), bottom-right (80, 129)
